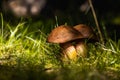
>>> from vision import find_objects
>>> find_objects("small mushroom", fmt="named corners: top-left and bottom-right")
top-left (47, 24), bottom-right (97, 60)
top-left (73, 24), bottom-right (97, 57)
top-left (73, 24), bottom-right (96, 39)
top-left (47, 25), bottom-right (83, 60)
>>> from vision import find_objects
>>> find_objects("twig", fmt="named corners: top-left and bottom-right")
top-left (0, 13), bottom-right (4, 43)
top-left (88, 0), bottom-right (104, 44)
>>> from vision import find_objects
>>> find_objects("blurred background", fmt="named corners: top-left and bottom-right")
top-left (0, 0), bottom-right (120, 40)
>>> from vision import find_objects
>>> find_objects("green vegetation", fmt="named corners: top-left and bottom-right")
top-left (0, 12), bottom-right (120, 80)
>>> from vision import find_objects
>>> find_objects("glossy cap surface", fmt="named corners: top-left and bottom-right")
top-left (47, 25), bottom-right (83, 43)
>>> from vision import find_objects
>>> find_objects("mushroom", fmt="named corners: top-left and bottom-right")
top-left (47, 24), bottom-right (97, 60)
top-left (47, 25), bottom-right (83, 60)
top-left (73, 24), bottom-right (97, 57)
top-left (47, 25), bottom-right (83, 43)
top-left (73, 24), bottom-right (96, 39)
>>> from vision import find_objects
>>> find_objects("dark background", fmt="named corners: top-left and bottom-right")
top-left (0, 0), bottom-right (120, 40)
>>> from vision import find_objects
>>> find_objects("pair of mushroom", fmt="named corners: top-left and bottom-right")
top-left (47, 24), bottom-right (97, 60)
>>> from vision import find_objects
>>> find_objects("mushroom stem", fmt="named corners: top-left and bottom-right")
top-left (60, 42), bottom-right (77, 60)
top-left (75, 41), bottom-right (87, 57)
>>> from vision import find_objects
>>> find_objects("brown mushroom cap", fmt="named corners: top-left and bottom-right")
top-left (47, 25), bottom-right (84, 43)
top-left (73, 24), bottom-right (97, 40)
top-left (73, 24), bottom-right (93, 38)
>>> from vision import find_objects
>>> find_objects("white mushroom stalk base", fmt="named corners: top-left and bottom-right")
top-left (75, 41), bottom-right (87, 57)
top-left (60, 41), bottom-right (87, 60)
top-left (63, 45), bottom-right (77, 60)
top-left (60, 42), bottom-right (77, 60)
